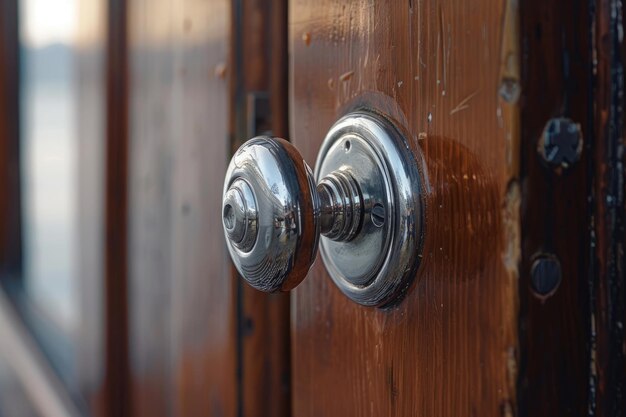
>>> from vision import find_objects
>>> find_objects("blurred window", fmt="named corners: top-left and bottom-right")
top-left (17, 0), bottom-right (106, 397)
top-left (20, 0), bottom-right (79, 334)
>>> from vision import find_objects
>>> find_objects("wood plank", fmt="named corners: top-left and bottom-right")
top-left (127, 0), bottom-right (236, 416)
top-left (289, 0), bottom-right (520, 415)
top-left (127, 1), bottom-right (177, 414)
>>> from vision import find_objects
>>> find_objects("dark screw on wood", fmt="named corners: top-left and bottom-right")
top-left (537, 117), bottom-right (583, 169)
top-left (530, 254), bottom-right (562, 299)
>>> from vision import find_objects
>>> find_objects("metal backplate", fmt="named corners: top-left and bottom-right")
top-left (315, 111), bottom-right (423, 307)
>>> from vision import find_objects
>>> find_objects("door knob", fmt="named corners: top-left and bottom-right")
top-left (222, 111), bottom-right (423, 307)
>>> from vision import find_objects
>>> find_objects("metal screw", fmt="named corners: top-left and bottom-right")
top-left (538, 117), bottom-right (583, 169)
top-left (530, 254), bottom-right (562, 299)
top-left (371, 203), bottom-right (386, 227)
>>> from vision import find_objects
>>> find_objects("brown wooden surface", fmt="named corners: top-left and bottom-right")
top-left (232, 2), bottom-right (291, 416)
top-left (127, 0), bottom-right (236, 416)
top-left (518, 0), bottom-right (593, 416)
top-left (289, 0), bottom-right (520, 415)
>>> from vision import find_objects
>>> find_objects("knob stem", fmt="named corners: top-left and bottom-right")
top-left (317, 170), bottom-right (362, 242)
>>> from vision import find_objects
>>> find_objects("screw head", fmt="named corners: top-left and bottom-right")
top-left (530, 254), bottom-right (562, 299)
top-left (538, 118), bottom-right (583, 169)
top-left (371, 203), bottom-right (386, 227)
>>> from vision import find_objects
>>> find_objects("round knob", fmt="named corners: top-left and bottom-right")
top-left (222, 136), bottom-right (365, 292)
top-left (223, 111), bottom-right (424, 307)
top-left (222, 137), bottom-right (319, 292)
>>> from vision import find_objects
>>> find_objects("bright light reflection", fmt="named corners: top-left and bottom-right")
top-left (22, 0), bottom-right (77, 47)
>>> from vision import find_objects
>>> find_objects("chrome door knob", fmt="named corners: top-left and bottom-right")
top-left (222, 111), bottom-right (424, 307)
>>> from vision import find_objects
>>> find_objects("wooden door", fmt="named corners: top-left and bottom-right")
top-left (289, 1), bottom-right (519, 415)
top-left (126, 1), bottom-right (290, 416)
top-left (287, 0), bottom-right (625, 416)
top-left (1, 0), bottom-right (625, 416)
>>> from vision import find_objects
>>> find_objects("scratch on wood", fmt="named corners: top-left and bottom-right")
top-left (450, 90), bottom-right (480, 115)
top-left (416, 0), bottom-right (422, 80)
top-left (339, 70), bottom-right (355, 82)
top-left (483, 23), bottom-right (489, 61)
top-left (439, 4), bottom-right (447, 94)
top-left (436, 11), bottom-right (441, 86)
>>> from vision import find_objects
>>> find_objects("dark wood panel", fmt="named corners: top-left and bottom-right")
top-left (231, 1), bottom-right (291, 416)
top-left (103, 0), bottom-right (131, 415)
top-left (290, 0), bottom-right (520, 415)
top-left (127, 1), bottom-right (236, 416)
top-left (518, 0), bottom-right (592, 416)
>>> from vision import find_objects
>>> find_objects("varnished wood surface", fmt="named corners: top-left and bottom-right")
top-left (290, 0), bottom-right (520, 415)
top-left (127, 0), bottom-right (236, 416)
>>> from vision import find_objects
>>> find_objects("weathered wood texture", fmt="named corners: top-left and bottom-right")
top-left (0, 0), bottom-right (21, 278)
top-left (290, 0), bottom-right (520, 415)
top-left (518, 0), bottom-right (592, 416)
top-left (127, 0), bottom-right (236, 416)
top-left (520, 0), bottom-right (626, 415)
top-left (592, 0), bottom-right (626, 414)
top-left (231, 1), bottom-right (291, 416)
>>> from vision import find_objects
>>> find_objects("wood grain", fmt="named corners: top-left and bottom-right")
top-left (289, 0), bottom-right (520, 415)
top-left (127, 0), bottom-right (236, 416)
